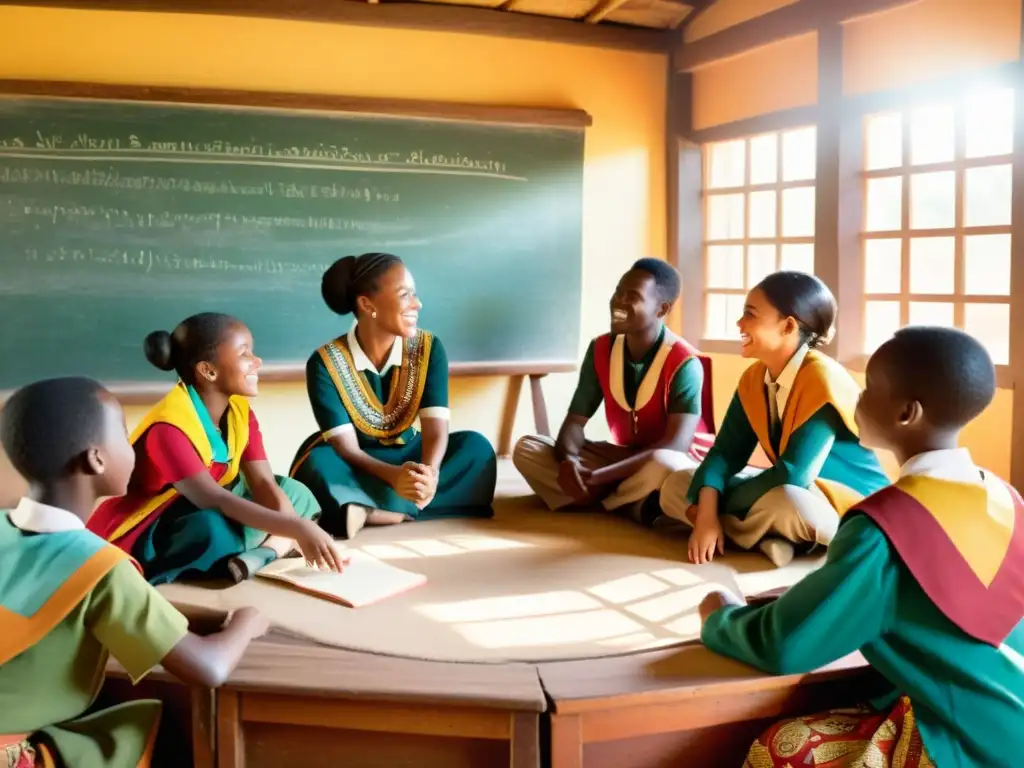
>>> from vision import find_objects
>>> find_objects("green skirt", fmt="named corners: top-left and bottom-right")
top-left (131, 475), bottom-right (320, 585)
top-left (291, 430), bottom-right (496, 537)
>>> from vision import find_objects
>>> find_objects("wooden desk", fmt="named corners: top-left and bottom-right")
top-left (216, 634), bottom-right (546, 768)
top-left (539, 644), bottom-right (887, 768)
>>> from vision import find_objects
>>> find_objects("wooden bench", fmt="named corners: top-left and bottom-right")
top-left (539, 644), bottom-right (888, 768)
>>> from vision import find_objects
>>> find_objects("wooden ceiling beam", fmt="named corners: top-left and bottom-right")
top-left (584, 0), bottom-right (632, 25)
top-left (673, 0), bottom-right (925, 71)
top-left (8, 0), bottom-right (671, 53)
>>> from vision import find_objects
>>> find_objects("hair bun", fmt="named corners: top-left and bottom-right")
top-left (143, 330), bottom-right (176, 371)
top-left (808, 326), bottom-right (836, 349)
top-left (321, 255), bottom-right (357, 315)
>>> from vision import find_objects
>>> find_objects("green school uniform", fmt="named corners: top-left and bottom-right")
top-left (291, 327), bottom-right (496, 534)
top-left (0, 503), bottom-right (188, 768)
top-left (702, 454), bottom-right (1024, 767)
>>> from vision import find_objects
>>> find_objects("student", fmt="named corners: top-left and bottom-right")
top-left (0, 377), bottom-right (270, 768)
top-left (514, 258), bottom-right (715, 525)
top-left (87, 313), bottom-right (342, 584)
top-left (290, 253), bottom-right (496, 538)
top-left (699, 326), bottom-right (1024, 767)
top-left (661, 271), bottom-right (888, 566)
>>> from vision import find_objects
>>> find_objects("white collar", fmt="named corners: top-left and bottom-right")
top-left (765, 343), bottom-right (809, 391)
top-left (8, 497), bottom-right (85, 533)
top-left (347, 325), bottom-right (403, 377)
top-left (898, 448), bottom-right (984, 486)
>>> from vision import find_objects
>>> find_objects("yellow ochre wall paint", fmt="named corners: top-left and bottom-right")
top-left (0, 5), bottom-right (667, 502)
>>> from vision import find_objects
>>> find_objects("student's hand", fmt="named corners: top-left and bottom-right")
top-left (557, 459), bottom-right (591, 502)
top-left (393, 462), bottom-right (430, 504)
top-left (688, 513), bottom-right (726, 565)
top-left (698, 589), bottom-right (744, 625)
top-left (229, 606), bottom-right (271, 640)
top-left (409, 464), bottom-right (438, 509)
top-left (291, 519), bottom-right (345, 572)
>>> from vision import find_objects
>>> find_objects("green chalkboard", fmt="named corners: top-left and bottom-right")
top-left (0, 86), bottom-right (585, 390)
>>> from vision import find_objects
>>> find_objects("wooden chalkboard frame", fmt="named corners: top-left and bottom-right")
top-left (0, 80), bottom-right (581, 449)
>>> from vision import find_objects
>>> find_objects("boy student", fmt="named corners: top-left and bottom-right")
top-left (514, 258), bottom-right (714, 525)
top-left (0, 378), bottom-right (268, 768)
top-left (699, 327), bottom-right (1024, 768)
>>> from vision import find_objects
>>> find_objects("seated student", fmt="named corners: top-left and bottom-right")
top-left (87, 313), bottom-right (342, 585)
top-left (0, 377), bottom-right (270, 768)
top-left (699, 326), bottom-right (1024, 768)
top-left (514, 258), bottom-right (715, 526)
top-left (661, 271), bottom-right (888, 566)
top-left (290, 253), bottom-right (497, 539)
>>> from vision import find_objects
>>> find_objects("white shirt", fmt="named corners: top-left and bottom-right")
top-left (898, 447), bottom-right (985, 486)
top-left (8, 497), bottom-right (85, 533)
top-left (764, 343), bottom-right (809, 427)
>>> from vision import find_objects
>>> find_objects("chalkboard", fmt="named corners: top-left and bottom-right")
top-left (0, 83), bottom-right (586, 391)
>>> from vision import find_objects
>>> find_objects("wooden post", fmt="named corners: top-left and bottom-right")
top-left (216, 690), bottom-right (243, 768)
top-left (528, 374), bottom-right (551, 437)
top-left (190, 688), bottom-right (216, 768)
top-left (550, 714), bottom-right (583, 768)
top-left (509, 712), bottom-right (540, 768)
top-left (498, 374), bottom-right (525, 458)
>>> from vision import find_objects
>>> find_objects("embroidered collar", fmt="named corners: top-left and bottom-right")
top-left (347, 325), bottom-right (404, 377)
top-left (186, 384), bottom-right (229, 464)
top-left (9, 497), bottom-right (85, 533)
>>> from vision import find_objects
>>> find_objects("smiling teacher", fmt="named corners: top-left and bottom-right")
top-left (290, 253), bottom-right (497, 539)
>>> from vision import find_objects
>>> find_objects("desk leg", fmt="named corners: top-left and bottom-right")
top-left (550, 714), bottom-right (583, 768)
top-left (528, 374), bottom-right (551, 438)
top-left (510, 712), bottom-right (539, 768)
top-left (216, 690), bottom-right (243, 768)
top-left (498, 374), bottom-right (525, 458)
top-left (190, 688), bottom-right (216, 768)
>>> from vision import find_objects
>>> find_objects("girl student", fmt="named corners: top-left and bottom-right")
top-left (660, 271), bottom-right (889, 567)
top-left (88, 312), bottom-right (343, 584)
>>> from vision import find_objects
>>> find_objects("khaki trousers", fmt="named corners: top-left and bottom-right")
top-left (659, 467), bottom-right (839, 549)
top-left (512, 435), bottom-right (697, 517)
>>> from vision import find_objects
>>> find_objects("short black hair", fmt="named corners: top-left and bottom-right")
top-left (144, 312), bottom-right (241, 385)
top-left (631, 258), bottom-right (681, 305)
top-left (755, 271), bottom-right (836, 349)
top-left (1, 377), bottom-right (111, 482)
top-left (873, 326), bottom-right (996, 429)
top-left (321, 253), bottom-right (405, 316)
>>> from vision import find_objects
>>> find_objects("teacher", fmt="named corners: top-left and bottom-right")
top-left (290, 252), bottom-right (497, 539)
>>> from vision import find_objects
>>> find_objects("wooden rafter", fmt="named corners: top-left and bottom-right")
top-left (674, 0), bottom-right (925, 71)
top-left (584, 0), bottom-right (631, 25)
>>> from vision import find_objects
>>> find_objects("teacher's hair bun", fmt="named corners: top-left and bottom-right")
top-left (321, 255), bottom-right (358, 316)
top-left (143, 330), bottom-right (176, 371)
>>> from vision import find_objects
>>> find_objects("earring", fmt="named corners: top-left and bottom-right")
top-left (207, 373), bottom-right (217, 382)
top-left (371, 310), bottom-right (377, 319)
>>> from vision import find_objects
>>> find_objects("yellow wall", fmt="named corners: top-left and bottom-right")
top-left (0, 5), bottom-right (668, 504)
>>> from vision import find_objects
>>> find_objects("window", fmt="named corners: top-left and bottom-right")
top-left (703, 127), bottom-right (817, 340)
top-left (861, 88), bottom-right (1014, 364)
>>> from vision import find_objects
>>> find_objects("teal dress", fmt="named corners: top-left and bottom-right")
top-left (291, 329), bottom-right (496, 535)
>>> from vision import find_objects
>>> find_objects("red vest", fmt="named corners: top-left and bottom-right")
top-left (593, 331), bottom-right (715, 459)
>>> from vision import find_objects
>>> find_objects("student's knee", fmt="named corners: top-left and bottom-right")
top-left (512, 434), bottom-right (557, 476)
top-left (276, 475), bottom-right (321, 520)
top-left (453, 430), bottom-right (497, 467)
top-left (659, 468), bottom-right (697, 522)
top-left (753, 484), bottom-right (838, 544)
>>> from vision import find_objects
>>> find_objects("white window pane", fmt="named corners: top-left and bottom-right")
top-left (966, 87), bottom-right (1014, 159)
top-left (865, 112), bottom-right (903, 171)
top-left (964, 165), bottom-right (1012, 227)
top-left (864, 301), bottom-right (901, 353)
top-left (747, 245), bottom-right (777, 288)
top-left (910, 104), bottom-right (955, 165)
top-left (706, 245), bottom-right (744, 289)
top-left (910, 171), bottom-right (955, 229)
top-left (782, 127), bottom-right (816, 181)
top-left (706, 193), bottom-right (745, 240)
top-left (864, 238), bottom-right (901, 293)
top-left (908, 301), bottom-right (954, 327)
top-left (909, 237), bottom-right (955, 295)
top-left (781, 186), bottom-right (815, 237)
top-left (750, 133), bottom-right (778, 184)
top-left (780, 243), bottom-right (814, 274)
top-left (709, 140), bottom-right (745, 188)
top-left (748, 190), bottom-right (777, 238)
top-left (965, 234), bottom-right (1011, 296)
top-left (964, 303), bottom-right (1010, 365)
top-left (865, 176), bottom-right (902, 232)
top-left (705, 293), bottom-right (743, 340)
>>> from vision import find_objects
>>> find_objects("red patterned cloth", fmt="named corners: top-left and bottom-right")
top-left (3, 741), bottom-right (36, 768)
top-left (743, 696), bottom-right (934, 767)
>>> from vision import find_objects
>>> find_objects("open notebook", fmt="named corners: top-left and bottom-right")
top-left (255, 550), bottom-right (427, 608)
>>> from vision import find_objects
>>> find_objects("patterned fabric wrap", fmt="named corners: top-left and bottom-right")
top-left (743, 697), bottom-right (934, 768)
top-left (3, 742), bottom-right (34, 768)
top-left (317, 330), bottom-right (432, 444)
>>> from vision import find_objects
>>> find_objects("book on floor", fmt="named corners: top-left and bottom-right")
top-left (255, 550), bottom-right (427, 608)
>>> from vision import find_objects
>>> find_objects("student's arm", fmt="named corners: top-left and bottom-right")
top-left (719, 407), bottom-right (839, 516)
top-left (686, 393), bottom-right (760, 504)
top-left (415, 337), bottom-right (452, 505)
top-left (701, 515), bottom-right (898, 674)
top-left (239, 411), bottom-right (295, 516)
top-left (554, 341), bottom-right (601, 463)
top-left (587, 357), bottom-right (704, 486)
top-left (89, 560), bottom-right (268, 689)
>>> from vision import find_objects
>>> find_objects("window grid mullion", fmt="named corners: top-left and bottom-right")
top-left (900, 111), bottom-right (912, 327)
top-left (954, 101), bottom-right (967, 329)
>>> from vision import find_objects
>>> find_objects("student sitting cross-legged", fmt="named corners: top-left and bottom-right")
top-left (660, 271), bottom-right (888, 566)
top-left (0, 377), bottom-right (270, 768)
top-left (699, 326), bottom-right (1024, 768)
top-left (87, 313), bottom-right (342, 585)
top-left (514, 258), bottom-right (715, 526)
